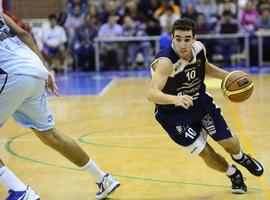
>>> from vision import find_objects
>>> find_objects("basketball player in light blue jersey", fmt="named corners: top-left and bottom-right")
top-left (147, 18), bottom-right (264, 194)
top-left (0, 13), bottom-right (120, 200)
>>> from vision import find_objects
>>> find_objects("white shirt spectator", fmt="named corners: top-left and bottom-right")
top-left (41, 23), bottom-right (67, 48)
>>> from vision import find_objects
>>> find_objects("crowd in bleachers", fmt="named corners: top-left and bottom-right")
top-left (39, 0), bottom-right (270, 71)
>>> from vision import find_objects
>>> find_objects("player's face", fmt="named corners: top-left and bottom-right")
top-left (172, 30), bottom-right (195, 60)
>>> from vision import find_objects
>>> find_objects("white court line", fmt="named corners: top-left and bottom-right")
top-left (98, 78), bottom-right (116, 96)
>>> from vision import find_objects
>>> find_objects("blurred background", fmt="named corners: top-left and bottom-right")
top-left (5, 0), bottom-right (270, 73)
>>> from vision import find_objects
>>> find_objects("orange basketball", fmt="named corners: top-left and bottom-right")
top-left (221, 70), bottom-right (254, 103)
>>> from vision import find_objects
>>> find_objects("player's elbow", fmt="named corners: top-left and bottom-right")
top-left (146, 88), bottom-right (155, 102)
top-left (16, 29), bottom-right (29, 38)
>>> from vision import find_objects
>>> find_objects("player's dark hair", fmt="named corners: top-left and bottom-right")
top-left (171, 18), bottom-right (196, 37)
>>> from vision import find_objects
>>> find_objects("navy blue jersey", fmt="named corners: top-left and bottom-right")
top-left (151, 41), bottom-right (217, 124)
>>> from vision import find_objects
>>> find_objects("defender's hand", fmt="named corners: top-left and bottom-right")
top-left (46, 71), bottom-right (59, 97)
top-left (174, 95), bottom-right (193, 109)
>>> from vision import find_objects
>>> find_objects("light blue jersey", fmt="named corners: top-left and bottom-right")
top-left (0, 13), bottom-right (48, 80)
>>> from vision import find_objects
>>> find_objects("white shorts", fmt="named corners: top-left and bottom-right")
top-left (181, 130), bottom-right (207, 156)
top-left (0, 75), bottom-right (55, 131)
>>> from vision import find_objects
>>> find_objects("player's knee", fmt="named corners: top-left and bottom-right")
top-left (218, 137), bottom-right (240, 154)
top-left (199, 145), bottom-right (217, 162)
top-left (34, 128), bottom-right (62, 147)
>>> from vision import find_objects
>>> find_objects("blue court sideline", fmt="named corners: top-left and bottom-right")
top-left (55, 67), bottom-right (270, 96)
top-left (54, 70), bottom-right (151, 96)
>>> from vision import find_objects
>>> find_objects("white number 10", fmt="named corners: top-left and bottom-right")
top-left (186, 70), bottom-right (196, 81)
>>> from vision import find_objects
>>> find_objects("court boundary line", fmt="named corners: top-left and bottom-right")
top-left (98, 78), bottom-right (116, 96)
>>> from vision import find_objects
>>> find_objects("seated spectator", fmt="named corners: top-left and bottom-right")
top-left (182, 3), bottom-right (198, 21)
top-left (41, 14), bottom-right (67, 72)
top-left (196, 13), bottom-right (210, 34)
top-left (196, 13), bottom-right (214, 62)
top-left (73, 13), bottom-right (98, 71)
top-left (154, 0), bottom-right (181, 20)
top-left (255, 5), bottom-right (270, 62)
top-left (64, 5), bottom-right (85, 53)
top-left (255, 5), bottom-right (270, 31)
top-left (218, 0), bottom-right (237, 18)
top-left (98, 14), bottom-right (124, 70)
top-left (159, 5), bottom-right (180, 31)
top-left (215, 10), bottom-right (239, 65)
top-left (196, 0), bottom-right (218, 27)
top-left (240, 1), bottom-right (259, 34)
top-left (123, 16), bottom-right (151, 69)
top-left (65, 0), bottom-right (88, 14)
top-left (180, 0), bottom-right (198, 13)
top-left (99, 0), bottom-right (123, 24)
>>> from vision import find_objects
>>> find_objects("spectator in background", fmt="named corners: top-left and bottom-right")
top-left (255, 5), bottom-right (270, 62)
top-left (41, 14), bottom-right (67, 72)
top-left (124, 0), bottom-right (140, 21)
top-left (99, 0), bottom-right (123, 24)
top-left (138, 0), bottom-right (161, 35)
top-left (65, 0), bottom-right (88, 14)
top-left (255, 5), bottom-right (270, 30)
top-left (98, 14), bottom-right (124, 70)
top-left (73, 13), bottom-right (97, 71)
top-left (218, 0), bottom-right (237, 18)
top-left (182, 3), bottom-right (198, 21)
top-left (180, 0), bottom-right (198, 13)
top-left (159, 5), bottom-right (180, 31)
top-left (257, 0), bottom-right (270, 13)
top-left (64, 4), bottom-right (85, 64)
top-left (196, 0), bottom-right (218, 28)
top-left (87, 4), bottom-right (101, 26)
top-left (215, 10), bottom-right (239, 65)
top-left (123, 15), bottom-right (151, 69)
top-left (154, 0), bottom-right (181, 20)
top-left (196, 13), bottom-right (214, 62)
top-left (240, 1), bottom-right (259, 34)
top-left (196, 13), bottom-right (210, 34)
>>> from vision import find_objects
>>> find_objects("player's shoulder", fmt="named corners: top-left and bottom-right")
top-left (192, 41), bottom-right (205, 54)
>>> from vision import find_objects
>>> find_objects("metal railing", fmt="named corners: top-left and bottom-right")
top-left (94, 33), bottom-right (249, 72)
top-left (255, 31), bottom-right (270, 66)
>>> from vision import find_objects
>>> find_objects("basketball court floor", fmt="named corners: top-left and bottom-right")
top-left (0, 68), bottom-right (269, 199)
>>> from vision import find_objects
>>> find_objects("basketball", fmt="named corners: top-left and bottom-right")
top-left (221, 71), bottom-right (254, 102)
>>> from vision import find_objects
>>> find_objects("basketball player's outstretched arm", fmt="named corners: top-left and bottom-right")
top-left (147, 59), bottom-right (193, 109)
top-left (2, 13), bottom-right (59, 96)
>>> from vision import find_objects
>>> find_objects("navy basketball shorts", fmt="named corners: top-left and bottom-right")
top-left (155, 108), bottom-right (232, 155)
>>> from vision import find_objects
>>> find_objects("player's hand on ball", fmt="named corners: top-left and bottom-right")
top-left (174, 95), bottom-right (193, 109)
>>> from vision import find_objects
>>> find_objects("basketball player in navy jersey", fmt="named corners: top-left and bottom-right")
top-left (0, 13), bottom-right (120, 200)
top-left (147, 18), bottom-right (264, 194)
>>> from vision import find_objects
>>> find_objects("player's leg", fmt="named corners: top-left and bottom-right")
top-left (155, 111), bottom-right (246, 194)
top-left (218, 135), bottom-right (264, 176)
top-left (198, 142), bottom-right (247, 194)
top-left (0, 161), bottom-right (40, 200)
top-left (32, 128), bottom-right (120, 199)
top-left (0, 75), bottom-right (41, 199)
top-left (202, 108), bottom-right (264, 177)
top-left (13, 77), bottom-right (120, 199)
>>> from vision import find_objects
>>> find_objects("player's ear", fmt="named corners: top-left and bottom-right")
top-left (194, 34), bottom-right (197, 41)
